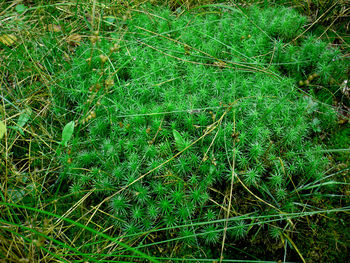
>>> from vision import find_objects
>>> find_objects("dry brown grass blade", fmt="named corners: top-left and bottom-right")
top-left (219, 108), bottom-right (237, 263)
top-left (283, 232), bottom-right (306, 263)
top-left (284, 0), bottom-right (341, 47)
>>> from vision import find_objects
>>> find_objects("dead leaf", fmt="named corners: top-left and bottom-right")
top-left (341, 80), bottom-right (349, 98)
top-left (0, 120), bottom-right (6, 140)
top-left (202, 154), bottom-right (209, 162)
top-left (47, 24), bottom-right (61, 32)
top-left (213, 61), bottom-right (227, 69)
top-left (0, 34), bottom-right (17, 46)
top-left (211, 157), bottom-right (217, 166)
top-left (63, 52), bottom-right (71, 61)
top-left (66, 34), bottom-right (82, 47)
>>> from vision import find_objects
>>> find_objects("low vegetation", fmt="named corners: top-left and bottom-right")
top-left (1, 1), bottom-right (349, 262)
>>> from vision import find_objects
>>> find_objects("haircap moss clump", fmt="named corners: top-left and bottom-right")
top-left (53, 4), bottom-right (346, 256)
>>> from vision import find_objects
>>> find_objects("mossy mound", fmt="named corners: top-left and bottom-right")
top-left (52, 4), bottom-right (346, 259)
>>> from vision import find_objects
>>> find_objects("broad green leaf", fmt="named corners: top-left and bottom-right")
top-left (7, 108), bottom-right (32, 135)
top-left (15, 4), bottom-right (27, 13)
top-left (17, 108), bottom-right (32, 128)
top-left (7, 188), bottom-right (25, 203)
top-left (0, 120), bottom-right (6, 140)
top-left (104, 16), bottom-right (116, 24)
top-left (173, 129), bottom-right (185, 151)
top-left (61, 121), bottom-right (75, 147)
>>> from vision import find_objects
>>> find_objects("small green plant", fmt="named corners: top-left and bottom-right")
top-left (60, 121), bottom-right (75, 147)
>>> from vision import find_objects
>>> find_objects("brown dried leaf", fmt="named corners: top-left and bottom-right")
top-left (202, 154), bottom-right (208, 162)
top-left (66, 34), bottom-right (82, 47)
top-left (63, 52), bottom-right (71, 61)
top-left (213, 61), bottom-right (227, 69)
top-left (341, 80), bottom-right (349, 98)
top-left (0, 120), bottom-right (6, 140)
top-left (47, 24), bottom-right (62, 32)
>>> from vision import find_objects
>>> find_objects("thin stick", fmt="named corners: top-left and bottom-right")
top-left (220, 108), bottom-right (236, 262)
